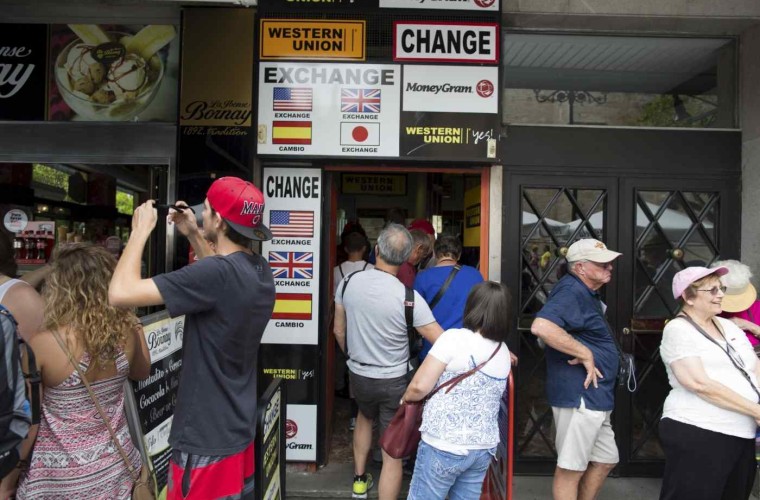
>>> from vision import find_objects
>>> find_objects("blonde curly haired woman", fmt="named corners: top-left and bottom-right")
top-left (9, 243), bottom-right (150, 499)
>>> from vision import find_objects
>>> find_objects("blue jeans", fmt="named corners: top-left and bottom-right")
top-left (407, 440), bottom-right (496, 500)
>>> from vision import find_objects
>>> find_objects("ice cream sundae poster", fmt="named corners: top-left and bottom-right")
top-left (48, 24), bottom-right (179, 122)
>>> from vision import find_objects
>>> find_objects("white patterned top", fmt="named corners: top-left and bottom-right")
top-left (420, 328), bottom-right (510, 454)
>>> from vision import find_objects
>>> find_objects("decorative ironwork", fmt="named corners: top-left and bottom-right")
top-left (533, 90), bottom-right (608, 125)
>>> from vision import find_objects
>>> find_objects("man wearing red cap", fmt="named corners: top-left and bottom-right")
top-left (109, 177), bottom-right (276, 500)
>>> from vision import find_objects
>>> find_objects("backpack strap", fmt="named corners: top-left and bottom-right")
top-left (428, 265), bottom-right (461, 310)
top-left (338, 263), bottom-right (345, 279)
top-left (19, 342), bottom-right (40, 425)
top-left (362, 261), bottom-right (369, 271)
top-left (405, 286), bottom-right (419, 360)
top-left (339, 270), bottom-right (364, 359)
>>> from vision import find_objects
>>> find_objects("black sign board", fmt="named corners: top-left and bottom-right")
top-left (259, 344), bottom-right (319, 404)
top-left (0, 24), bottom-right (47, 120)
top-left (399, 111), bottom-right (501, 161)
top-left (255, 378), bottom-right (286, 500)
top-left (124, 310), bottom-right (185, 499)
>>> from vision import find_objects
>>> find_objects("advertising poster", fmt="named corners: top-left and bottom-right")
top-left (380, 0), bottom-right (500, 11)
top-left (0, 24), bottom-right (48, 121)
top-left (261, 168), bottom-right (322, 345)
top-left (257, 62), bottom-right (400, 157)
top-left (400, 111), bottom-right (500, 160)
top-left (393, 21), bottom-right (499, 64)
top-left (255, 380), bottom-right (286, 500)
top-left (48, 24), bottom-right (178, 121)
top-left (125, 311), bottom-right (185, 500)
top-left (402, 65), bottom-right (498, 114)
top-left (284, 404), bottom-right (318, 461)
top-left (260, 344), bottom-right (319, 404)
top-left (178, 9), bottom-right (255, 176)
top-left (260, 19), bottom-right (366, 61)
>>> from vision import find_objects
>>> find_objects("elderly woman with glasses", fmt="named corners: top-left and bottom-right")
top-left (658, 266), bottom-right (760, 500)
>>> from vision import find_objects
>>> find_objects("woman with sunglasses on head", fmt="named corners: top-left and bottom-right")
top-left (659, 266), bottom-right (760, 500)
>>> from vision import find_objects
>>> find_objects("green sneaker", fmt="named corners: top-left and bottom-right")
top-left (352, 473), bottom-right (373, 499)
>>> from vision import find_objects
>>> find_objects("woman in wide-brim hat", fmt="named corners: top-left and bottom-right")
top-left (711, 260), bottom-right (760, 353)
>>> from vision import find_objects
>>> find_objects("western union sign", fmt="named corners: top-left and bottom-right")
top-left (260, 20), bottom-right (366, 60)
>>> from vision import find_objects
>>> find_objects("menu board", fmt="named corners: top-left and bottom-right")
top-left (255, 379), bottom-right (286, 500)
top-left (125, 310), bottom-right (185, 500)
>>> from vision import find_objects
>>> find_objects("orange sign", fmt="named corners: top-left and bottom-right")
top-left (260, 19), bottom-right (365, 60)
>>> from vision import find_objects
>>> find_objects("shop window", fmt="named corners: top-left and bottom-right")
top-left (502, 34), bottom-right (737, 128)
top-left (116, 188), bottom-right (136, 216)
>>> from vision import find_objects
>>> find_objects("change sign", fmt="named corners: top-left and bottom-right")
top-left (260, 20), bottom-right (366, 60)
top-left (393, 22), bottom-right (499, 64)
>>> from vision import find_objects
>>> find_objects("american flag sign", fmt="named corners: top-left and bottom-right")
top-left (341, 89), bottom-right (381, 113)
top-left (269, 251), bottom-right (314, 280)
top-left (273, 88), bottom-right (313, 111)
top-left (270, 210), bottom-right (314, 238)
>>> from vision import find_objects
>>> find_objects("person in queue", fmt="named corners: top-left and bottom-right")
top-left (658, 266), bottom-right (760, 500)
top-left (402, 281), bottom-right (512, 500)
top-left (711, 259), bottom-right (760, 353)
top-left (109, 177), bottom-right (276, 500)
top-left (0, 231), bottom-right (44, 341)
top-left (413, 234), bottom-right (484, 361)
top-left (334, 223), bottom-right (442, 500)
top-left (530, 238), bottom-right (622, 500)
top-left (8, 244), bottom-right (151, 499)
top-left (396, 229), bottom-right (432, 288)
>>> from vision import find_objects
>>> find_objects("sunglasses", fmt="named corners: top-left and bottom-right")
top-left (695, 285), bottom-right (727, 296)
top-left (585, 261), bottom-right (613, 270)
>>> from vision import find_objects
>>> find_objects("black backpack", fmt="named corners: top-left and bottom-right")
top-left (0, 305), bottom-right (40, 479)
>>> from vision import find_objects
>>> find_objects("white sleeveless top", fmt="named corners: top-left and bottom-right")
top-left (0, 278), bottom-right (24, 303)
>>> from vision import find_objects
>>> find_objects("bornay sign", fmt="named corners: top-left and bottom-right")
top-left (393, 22), bottom-right (498, 64)
top-left (403, 65), bottom-right (498, 114)
top-left (380, 0), bottom-right (499, 11)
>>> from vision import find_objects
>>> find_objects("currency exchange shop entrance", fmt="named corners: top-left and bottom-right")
top-left (502, 126), bottom-right (741, 476)
top-left (320, 165), bottom-right (491, 464)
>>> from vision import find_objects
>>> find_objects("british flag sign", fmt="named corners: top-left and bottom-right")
top-left (341, 89), bottom-right (381, 113)
top-left (269, 251), bottom-right (314, 280)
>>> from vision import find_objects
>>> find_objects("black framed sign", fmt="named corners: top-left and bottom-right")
top-left (0, 24), bottom-right (48, 120)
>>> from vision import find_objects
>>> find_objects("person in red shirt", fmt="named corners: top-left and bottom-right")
top-left (396, 229), bottom-right (432, 288)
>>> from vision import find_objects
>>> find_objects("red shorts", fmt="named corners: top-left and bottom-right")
top-left (167, 443), bottom-right (254, 500)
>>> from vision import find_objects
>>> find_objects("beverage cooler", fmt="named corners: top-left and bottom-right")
top-left (0, 122), bottom-right (178, 278)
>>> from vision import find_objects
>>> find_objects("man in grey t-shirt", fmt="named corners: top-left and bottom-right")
top-left (335, 223), bottom-right (442, 500)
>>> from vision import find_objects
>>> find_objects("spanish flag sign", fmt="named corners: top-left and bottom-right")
top-left (272, 293), bottom-right (312, 320)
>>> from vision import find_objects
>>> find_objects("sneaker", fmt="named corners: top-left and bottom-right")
top-left (348, 417), bottom-right (356, 431)
top-left (352, 473), bottom-right (373, 499)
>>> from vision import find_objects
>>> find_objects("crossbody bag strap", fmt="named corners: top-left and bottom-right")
top-left (677, 314), bottom-right (760, 401)
top-left (50, 330), bottom-right (139, 481)
top-left (428, 265), bottom-right (462, 310)
top-left (426, 343), bottom-right (502, 400)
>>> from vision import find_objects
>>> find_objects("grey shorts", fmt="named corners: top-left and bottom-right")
top-left (552, 398), bottom-right (619, 471)
top-left (349, 371), bottom-right (410, 435)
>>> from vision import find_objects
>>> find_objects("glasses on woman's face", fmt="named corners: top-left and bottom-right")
top-left (696, 285), bottom-right (727, 296)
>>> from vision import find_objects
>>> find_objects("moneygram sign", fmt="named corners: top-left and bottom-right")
top-left (393, 22), bottom-right (498, 64)
top-left (403, 65), bottom-right (497, 114)
top-left (260, 20), bottom-right (366, 60)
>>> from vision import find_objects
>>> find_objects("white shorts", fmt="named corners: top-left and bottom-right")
top-left (552, 398), bottom-right (619, 472)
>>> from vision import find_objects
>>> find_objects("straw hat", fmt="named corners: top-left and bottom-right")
top-left (711, 259), bottom-right (757, 313)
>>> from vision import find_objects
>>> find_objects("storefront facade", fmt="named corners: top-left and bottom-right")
top-left (2, 0), bottom-right (760, 480)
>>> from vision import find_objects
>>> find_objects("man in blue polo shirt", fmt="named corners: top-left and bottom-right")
top-left (530, 238), bottom-right (622, 500)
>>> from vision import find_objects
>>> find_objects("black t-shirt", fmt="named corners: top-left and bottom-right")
top-left (153, 251), bottom-right (275, 455)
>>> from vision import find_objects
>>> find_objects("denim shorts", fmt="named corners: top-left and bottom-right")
top-left (407, 440), bottom-right (495, 500)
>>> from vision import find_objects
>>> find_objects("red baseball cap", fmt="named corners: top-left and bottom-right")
top-left (194, 177), bottom-right (272, 241)
top-left (407, 219), bottom-right (435, 235)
